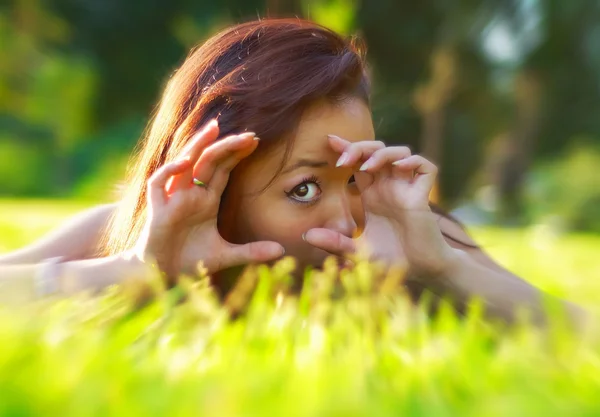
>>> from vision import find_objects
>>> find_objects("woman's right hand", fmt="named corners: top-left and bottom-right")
top-left (130, 120), bottom-right (285, 282)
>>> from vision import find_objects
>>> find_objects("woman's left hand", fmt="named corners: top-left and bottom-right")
top-left (303, 135), bottom-right (459, 276)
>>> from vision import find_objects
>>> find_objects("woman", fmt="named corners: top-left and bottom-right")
top-left (0, 18), bottom-right (585, 326)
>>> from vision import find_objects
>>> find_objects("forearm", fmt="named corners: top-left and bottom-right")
top-left (0, 203), bottom-right (116, 265)
top-left (0, 255), bottom-right (152, 305)
top-left (427, 250), bottom-right (587, 328)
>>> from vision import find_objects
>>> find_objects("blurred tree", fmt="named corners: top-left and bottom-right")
top-left (355, 0), bottom-right (504, 206)
top-left (530, 0), bottom-right (600, 156)
top-left (50, 0), bottom-right (186, 125)
top-left (1, 0), bottom-right (600, 232)
top-left (267, 0), bottom-right (302, 15)
top-left (0, 0), bottom-right (96, 194)
top-left (479, 0), bottom-right (600, 222)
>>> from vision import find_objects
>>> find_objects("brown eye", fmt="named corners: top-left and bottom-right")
top-left (296, 184), bottom-right (309, 196)
top-left (289, 181), bottom-right (321, 203)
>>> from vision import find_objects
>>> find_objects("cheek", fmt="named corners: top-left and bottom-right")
top-left (237, 197), bottom-right (331, 267)
top-left (239, 191), bottom-right (365, 243)
top-left (243, 202), bottom-right (312, 245)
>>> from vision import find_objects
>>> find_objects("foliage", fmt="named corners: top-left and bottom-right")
top-left (0, 252), bottom-right (599, 416)
top-left (526, 141), bottom-right (600, 233)
top-left (2, 0), bottom-right (600, 223)
top-left (1, 199), bottom-right (600, 415)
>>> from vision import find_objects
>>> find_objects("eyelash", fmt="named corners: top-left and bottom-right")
top-left (285, 174), bottom-right (322, 206)
top-left (284, 174), bottom-right (356, 206)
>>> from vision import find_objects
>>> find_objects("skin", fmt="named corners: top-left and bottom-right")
top-left (0, 97), bottom-right (587, 330)
top-left (220, 98), bottom-right (373, 271)
top-left (132, 96), bottom-right (451, 284)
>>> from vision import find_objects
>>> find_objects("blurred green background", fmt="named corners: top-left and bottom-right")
top-left (2, 0), bottom-right (600, 232)
top-left (2, 5), bottom-right (600, 412)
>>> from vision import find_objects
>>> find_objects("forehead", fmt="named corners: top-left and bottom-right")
top-left (291, 98), bottom-right (375, 156)
top-left (232, 99), bottom-right (374, 193)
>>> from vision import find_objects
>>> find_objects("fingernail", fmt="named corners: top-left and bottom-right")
top-left (302, 232), bottom-right (307, 241)
top-left (207, 119), bottom-right (218, 128)
top-left (238, 132), bottom-right (256, 140)
top-left (336, 152), bottom-right (349, 167)
top-left (392, 160), bottom-right (404, 166)
top-left (253, 136), bottom-right (261, 141)
top-left (328, 134), bottom-right (348, 143)
top-left (359, 161), bottom-right (370, 171)
top-left (280, 247), bottom-right (286, 256)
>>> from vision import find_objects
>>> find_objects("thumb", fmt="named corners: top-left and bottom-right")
top-left (303, 228), bottom-right (356, 257)
top-left (223, 240), bottom-right (286, 269)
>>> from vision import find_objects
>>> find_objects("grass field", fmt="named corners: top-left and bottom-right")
top-left (1, 198), bottom-right (599, 416)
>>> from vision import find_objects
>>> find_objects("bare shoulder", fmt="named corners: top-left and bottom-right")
top-left (0, 203), bottom-right (118, 264)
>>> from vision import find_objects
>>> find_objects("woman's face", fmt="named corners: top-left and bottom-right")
top-left (220, 98), bottom-right (375, 270)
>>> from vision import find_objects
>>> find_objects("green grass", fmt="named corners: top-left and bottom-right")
top-left (1, 198), bottom-right (599, 416)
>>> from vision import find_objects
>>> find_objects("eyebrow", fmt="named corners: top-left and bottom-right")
top-left (280, 158), bottom-right (329, 175)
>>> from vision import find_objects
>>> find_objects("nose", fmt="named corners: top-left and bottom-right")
top-left (321, 194), bottom-right (358, 238)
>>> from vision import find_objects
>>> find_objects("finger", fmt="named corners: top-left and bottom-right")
top-left (147, 158), bottom-right (192, 209)
top-left (208, 137), bottom-right (261, 196)
top-left (328, 135), bottom-right (388, 167)
top-left (167, 120), bottom-right (220, 193)
top-left (192, 132), bottom-right (258, 189)
top-left (302, 228), bottom-right (356, 257)
top-left (358, 146), bottom-right (412, 172)
top-left (392, 155), bottom-right (438, 190)
top-left (332, 139), bottom-right (386, 168)
top-left (327, 134), bottom-right (351, 153)
top-left (353, 171), bottom-right (374, 192)
top-left (181, 119), bottom-right (220, 161)
top-left (392, 154), bottom-right (437, 175)
top-left (223, 241), bottom-right (286, 269)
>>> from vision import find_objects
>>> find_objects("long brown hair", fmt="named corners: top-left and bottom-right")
top-left (103, 18), bottom-right (370, 255)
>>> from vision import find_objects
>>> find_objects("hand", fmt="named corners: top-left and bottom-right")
top-left (303, 135), bottom-right (458, 276)
top-left (129, 120), bottom-right (285, 282)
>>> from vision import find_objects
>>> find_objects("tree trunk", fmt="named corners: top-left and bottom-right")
top-left (413, 47), bottom-right (457, 204)
top-left (487, 69), bottom-right (541, 224)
